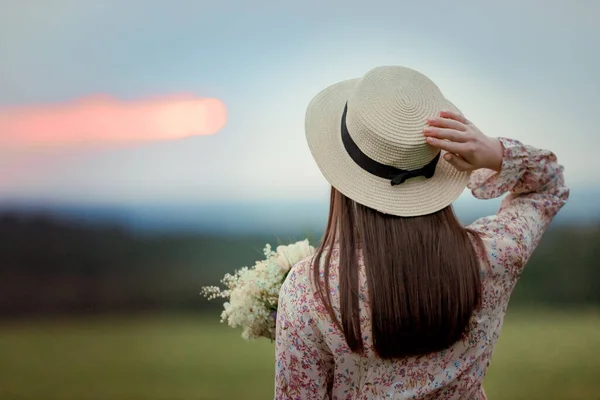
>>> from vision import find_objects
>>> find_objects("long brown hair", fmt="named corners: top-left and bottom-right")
top-left (312, 187), bottom-right (483, 359)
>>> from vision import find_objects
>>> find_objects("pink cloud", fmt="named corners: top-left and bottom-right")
top-left (0, 94), bottom-right (227, 150)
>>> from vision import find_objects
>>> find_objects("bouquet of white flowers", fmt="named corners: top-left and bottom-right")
top-left (201, 239), bottom-right (316, 341)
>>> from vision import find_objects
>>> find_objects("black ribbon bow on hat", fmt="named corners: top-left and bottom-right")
top-left (388, 154), bottom-right (440, 186)
top-left (340, 103), bottom-right (440, 186)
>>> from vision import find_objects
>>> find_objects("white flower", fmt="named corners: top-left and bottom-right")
top-left (200, 239), bottom-right (316, 341)
top-left (275, 240), bottom-right (316, 274)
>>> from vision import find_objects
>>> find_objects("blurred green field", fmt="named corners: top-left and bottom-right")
top-left (0, 310), bottom-right (598, 400)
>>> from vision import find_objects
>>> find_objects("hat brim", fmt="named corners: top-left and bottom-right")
top-left (305, 78), bottom-right (471, 217)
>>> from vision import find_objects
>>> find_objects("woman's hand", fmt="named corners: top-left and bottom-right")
top-left (423, 111), bottom-right (503, 172)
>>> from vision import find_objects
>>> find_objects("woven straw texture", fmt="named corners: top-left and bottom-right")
top-left (305, 66), bottom-right (471, 217)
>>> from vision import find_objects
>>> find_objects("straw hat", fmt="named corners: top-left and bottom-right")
top-left (305, 65), bottom-right (471, 217)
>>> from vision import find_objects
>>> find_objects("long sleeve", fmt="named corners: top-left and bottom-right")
top-left (467, 137), bottom-right (570, 275)
top-left (274, 264), bottom-right (333, 400)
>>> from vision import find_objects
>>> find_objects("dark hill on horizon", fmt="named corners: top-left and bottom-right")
top-left (0, 207), bottom-right (598, 318)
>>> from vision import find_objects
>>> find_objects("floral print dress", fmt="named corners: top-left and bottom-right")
top-left (274, 138), bottom-right (569, 399)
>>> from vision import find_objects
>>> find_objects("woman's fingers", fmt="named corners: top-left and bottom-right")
top-left (425, 110), bottom-right (480, 170)
top-left (425, 136), bottom-right (466, 154)
top-left (439, 110), bottom-right (470, 125)
top-left (426, 117), bottom-right (466, 131)
top-left (443, 153), bottom-right (474, 172)
top-left (423, 127), bottom-right (469, 142)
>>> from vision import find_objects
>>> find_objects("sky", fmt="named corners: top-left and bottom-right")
top-left (1, 0), bottom-right (598, 207)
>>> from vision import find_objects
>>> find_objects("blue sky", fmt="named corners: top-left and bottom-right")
top-left (1, 0), bottom-right (598, 207)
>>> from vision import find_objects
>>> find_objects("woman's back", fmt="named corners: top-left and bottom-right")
top-left (274, 67), bottom-right (569, 399)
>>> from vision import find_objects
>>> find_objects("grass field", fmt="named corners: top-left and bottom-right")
top-left (0, 309), bottom-right (598, 400)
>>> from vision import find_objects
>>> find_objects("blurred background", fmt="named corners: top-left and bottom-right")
top-left (1, 1), bottom-right (599, 399)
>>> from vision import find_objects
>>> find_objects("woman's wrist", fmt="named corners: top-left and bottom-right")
top-left (485, 137), bottom-right (504, 173)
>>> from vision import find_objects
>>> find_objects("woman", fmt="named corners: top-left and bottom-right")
top-left (274, 66), bottom-right (569, 399)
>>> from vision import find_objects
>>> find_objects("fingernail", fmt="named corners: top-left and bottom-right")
top-left (426, 137), bottom-right (435, 143)
top-left (444, 154), bottom-right (451, 161)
